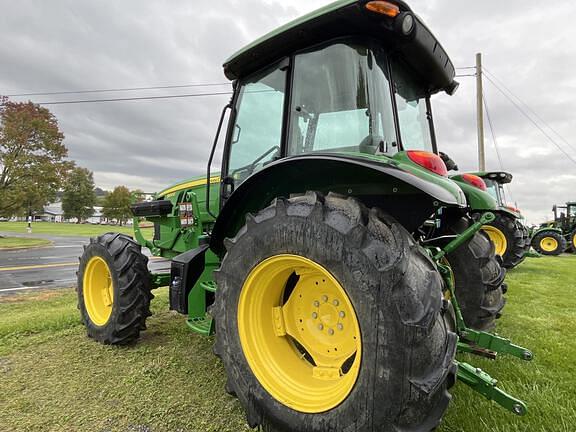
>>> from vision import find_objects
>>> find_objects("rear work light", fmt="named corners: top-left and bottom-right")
top-left (462, 174), bottom-right (487, 191)
top-left (406, 151), bottom-right (448, 177)
top-left (365, 1), bottom-right (400, 17)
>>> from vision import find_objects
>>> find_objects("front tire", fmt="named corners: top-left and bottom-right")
top-left (532, 230), bottom-right (566, 256)
top-left (77, 233), bottom-right (153, 345)
top-left (213, 192), bottom-right (456, 432)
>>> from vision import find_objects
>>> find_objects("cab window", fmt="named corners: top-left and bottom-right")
top-left (228, 66), bottom-right (286, 183)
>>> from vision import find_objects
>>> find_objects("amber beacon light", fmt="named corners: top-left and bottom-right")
top-left (365, 1), bottom-right (401, 17)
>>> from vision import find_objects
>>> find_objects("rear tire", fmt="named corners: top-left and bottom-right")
top-left (446, 228), bottom-right (506, 331)
top-left (77, 233), bottom-right (153, 345)
top-left (570, 230), bottom-right (576, 253)
top-left (532, 230), bottom-right (566, 256)
top-left (213, 192), bottom-right (457, 432)
top-left (482, 213), bottom-right (525, 269)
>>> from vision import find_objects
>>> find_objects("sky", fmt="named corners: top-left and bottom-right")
top-left (1, 0), bottom-right (575, 224)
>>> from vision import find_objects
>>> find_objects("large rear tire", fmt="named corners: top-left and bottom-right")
top-left (481, 213), bottom-right (525, 269)
top-left (446, 228), bottom-right (506, 331)
top-left (531, 230), bottom-right (566, 256)
top-left (77, 233), bottom-right (153, 345)
top-left (213, 192), bottom-right (457, 432)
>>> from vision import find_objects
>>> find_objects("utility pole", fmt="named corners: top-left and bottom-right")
top-left (476, 52), bottom-right (486, 171)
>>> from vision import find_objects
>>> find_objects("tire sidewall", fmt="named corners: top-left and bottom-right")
top-left (78, 241), bottom-right (120, 340)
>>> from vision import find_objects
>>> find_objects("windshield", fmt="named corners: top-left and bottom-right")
top-left (288, 42), bottom-right (397, 156)
top-left (391, 58), bottom-right (434, 151)
top-left (484, 179), bottom-right (503, 205)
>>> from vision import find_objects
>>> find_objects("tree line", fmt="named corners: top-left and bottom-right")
top-left (0, 97), bottom-right (144, 225)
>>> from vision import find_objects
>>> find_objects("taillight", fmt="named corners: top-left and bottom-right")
top-left (406, 151), bottom-right (448, 177)
top-left (506, 205), bottom-right (520, 213)
top-left (462, 174), bottom-right (487, 191)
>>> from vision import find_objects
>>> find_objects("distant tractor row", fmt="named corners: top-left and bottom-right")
top-left (531, 201), bottom-right (576, 255)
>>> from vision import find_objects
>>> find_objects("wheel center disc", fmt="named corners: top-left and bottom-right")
top-left (318, 303), bottom-right (338, 327)
top-left (237, 254), bottom-right (362, 413)
top-left (83, 256), bottom-right (114, 326)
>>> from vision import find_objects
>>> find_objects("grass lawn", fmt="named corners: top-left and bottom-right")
top-left (0, 221), bottom-right (152, 239)
top-left (0, 256), bottom-right (574, 431)
top-left (0, 236), bottom-right (52, 249)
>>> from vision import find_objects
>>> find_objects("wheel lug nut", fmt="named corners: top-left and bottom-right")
top-left (314, 301), bottom-right (320, 307)
top-left (322, 295), bottom-right (328, 302)
top-left (312, 312), bottom-right (318, 319)
top-left (337, 324), bottom-right (343, 331)
top-left (333, 299), bottom-right (339, 306)
top-left (328, 329), bottom-right (334, 335)
top-left (339, 311), bottom-right (345, 318)
top-left (318, 324), bottom-right (324, 330)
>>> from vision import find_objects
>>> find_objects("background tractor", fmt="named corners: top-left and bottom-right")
top-left (451, 171), bottom-right (530, 269)
top-left (77, 1), bottom-right (532, 431)
top-left (531, 201), bottom-right (576, 255)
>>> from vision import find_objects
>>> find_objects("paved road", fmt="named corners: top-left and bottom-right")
top-left (0, 232), bottom-right (170, 294)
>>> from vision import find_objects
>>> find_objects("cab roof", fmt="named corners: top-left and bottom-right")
top-left (223, 0), bottom-right (457, 95)
top-left (475, 171), bottom-right (513, 185)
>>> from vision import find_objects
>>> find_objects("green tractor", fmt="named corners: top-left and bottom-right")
top-left (531, 201), bottom-right (576, 255)
top-left (451, 171), bottom-right (530, 269)
top-left (77, 1), bottom-right (532, 430)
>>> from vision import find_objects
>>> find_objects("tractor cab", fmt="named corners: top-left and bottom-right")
top-left (553, 202), bottom-right (576, 228)
top-left (212, 0), bottom-right (465, 247)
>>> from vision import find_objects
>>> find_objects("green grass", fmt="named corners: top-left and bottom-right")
top-left (0, 256), bottom-right (574, 431)
top-left (0, 236), bottom-right (52, 249)
top-left (0, 221), bottom-right (152, 239)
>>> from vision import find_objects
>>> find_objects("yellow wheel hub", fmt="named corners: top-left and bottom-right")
top-left (482, 225), bottom-right (507, 257)
top-left (83, 256), bottom-right (114, 326)
top-left (237, 254), bottom-right (362, 413)
top-left (540, 237), bottom-right (559, 252)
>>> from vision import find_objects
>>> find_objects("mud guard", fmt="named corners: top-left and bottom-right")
top-left (211, 154), bottom-right (466, 255)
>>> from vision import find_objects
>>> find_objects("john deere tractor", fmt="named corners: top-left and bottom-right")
top-left (531, 201), bottom-right (576, 255)
top-left (77, 1), bottom-right (532, 430)
top-left (451, 171), bottom-right (530, 269)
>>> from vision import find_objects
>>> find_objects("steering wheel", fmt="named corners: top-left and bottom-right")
top-left (231, 145), bottom-right (280, 179)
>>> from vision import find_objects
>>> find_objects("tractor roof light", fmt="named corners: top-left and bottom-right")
top-left (365, 1), bottom-right (400, 17)
top-left (462, 174), bottom-right (487, 191)
top-left (406, 151), bottom-right (448, 177)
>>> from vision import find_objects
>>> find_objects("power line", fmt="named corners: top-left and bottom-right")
top-left (483, 73), bottom-right (576, 166)
top-left (483, 90), bottom-right (515, 203)
top-left (483, 67), bottom-right (576, 154)
top-left (35, 91), bottom-right (234, 105)
top-left (3, 82), bottom-right (231, 97)
top-left (482, 91), bottom-right (505, 171)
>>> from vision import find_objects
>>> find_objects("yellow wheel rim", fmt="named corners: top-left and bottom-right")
top-left (83, 256), bottom-right (114, 326)
top-left (572, 233), bottom-right (576, 249)
top-left (482, 225), bottom-right (508, 256)
top-left (540, 237), bottom-right (559, 252)
top-left (237, 254), bottom-right (362, 413)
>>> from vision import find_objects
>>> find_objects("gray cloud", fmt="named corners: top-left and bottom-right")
top-left (1, 0), bottom-right (574, 224)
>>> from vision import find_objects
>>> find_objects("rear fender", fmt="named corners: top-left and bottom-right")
top-left (450, 178), bottom-right (498, 211)
top-left (211, 154), bottom-right (466, 255)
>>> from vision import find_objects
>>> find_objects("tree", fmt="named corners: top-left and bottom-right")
top-left (102, 186), bottom-right (132, 226)
top-left (62, 167), bottom-right (97, 223)
top-left (0, 97), bottom-right (71, 216)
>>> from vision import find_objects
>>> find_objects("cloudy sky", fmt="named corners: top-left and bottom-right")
top-left (1, 0), bottom-right (575, 224)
